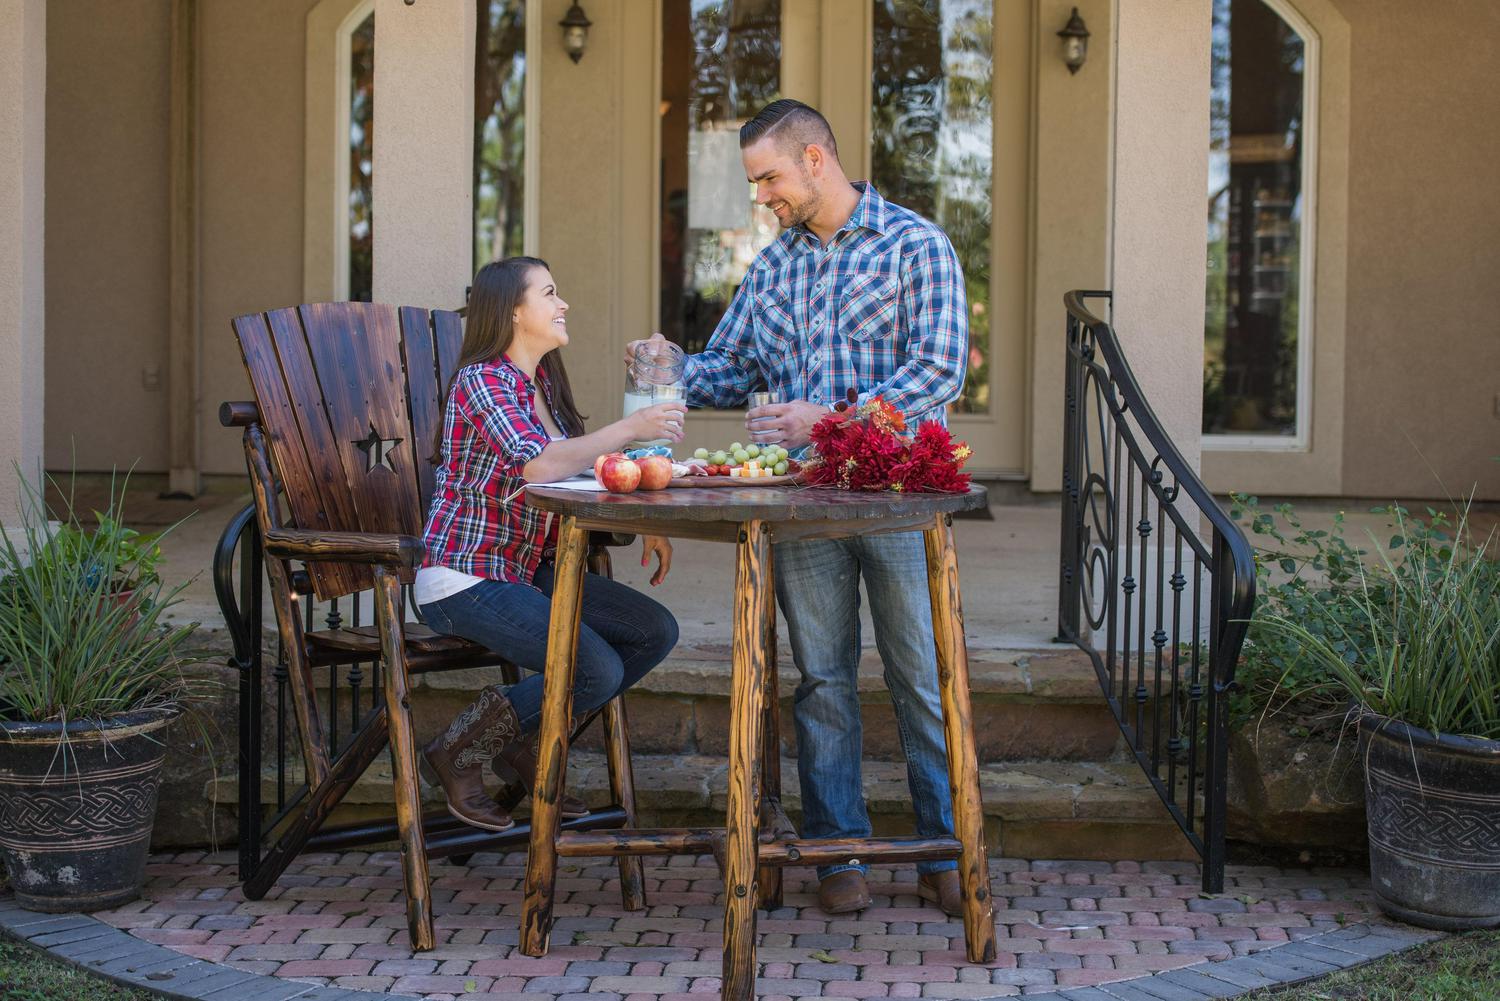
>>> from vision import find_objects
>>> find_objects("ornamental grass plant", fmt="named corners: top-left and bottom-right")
top-left (1249, 498), bottom-right (1500, 740)
top-left (0, 467), bottom-right (201, 729)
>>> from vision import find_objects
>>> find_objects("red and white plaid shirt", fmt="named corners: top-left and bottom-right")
top-left (421, 357), bottom-right (562, 585)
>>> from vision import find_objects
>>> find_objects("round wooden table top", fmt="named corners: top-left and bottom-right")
top-left (525, 482), bottom-right (988, 526)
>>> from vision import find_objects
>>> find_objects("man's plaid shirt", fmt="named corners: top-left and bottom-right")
top-left (421, 358), bottom-right (559, 585)
top-left (683, 183), bottom-right (968, 427)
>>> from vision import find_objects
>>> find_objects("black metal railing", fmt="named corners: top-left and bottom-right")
top-left (213, 504), bottom-right (387, 882)
top-left (1057, 290), bottom-right (1255, 893)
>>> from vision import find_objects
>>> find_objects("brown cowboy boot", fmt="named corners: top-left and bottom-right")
top-left (423, 686), bottom-right (522, 832)
top-left (491, 724), bottom-right (590, 819)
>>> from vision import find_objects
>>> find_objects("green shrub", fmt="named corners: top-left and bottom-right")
top-left (1234, 494), bottom-right (1500, 740)
top-left (0, 468), bottom-right (201, 725)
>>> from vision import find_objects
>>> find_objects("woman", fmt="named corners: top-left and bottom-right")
top-left (418, 256), bottom-right (684, 832)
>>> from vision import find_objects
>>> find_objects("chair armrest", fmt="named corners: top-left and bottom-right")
top-left (220, 401), bottom-right (261, 427)
top-left (264, 528), bottom-right (424, 571)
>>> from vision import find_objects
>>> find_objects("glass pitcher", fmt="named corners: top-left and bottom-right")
top-left (624, 340), bottom-right (686, 448)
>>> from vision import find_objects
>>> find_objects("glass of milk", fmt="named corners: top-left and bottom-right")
top-left (625, 340), bottom-right (686, 447)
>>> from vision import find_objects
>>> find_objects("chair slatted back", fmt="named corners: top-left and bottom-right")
top-left (232, 302), bottom-right (465, 600)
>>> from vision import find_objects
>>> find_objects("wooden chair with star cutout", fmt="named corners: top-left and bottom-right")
top-left (222, 301), bottom-right (646, 949)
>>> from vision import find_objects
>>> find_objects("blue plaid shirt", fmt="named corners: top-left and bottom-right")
top-left (683, 183), bottom-right (968, 428)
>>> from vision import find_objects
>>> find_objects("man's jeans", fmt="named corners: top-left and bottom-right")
top-left (419, 564), bottom-right (678, 732)
top-left (774, 530), bottom-right (957, 879)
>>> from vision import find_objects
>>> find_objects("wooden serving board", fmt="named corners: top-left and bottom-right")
top-left (667, 474), bottom-right (802, 488)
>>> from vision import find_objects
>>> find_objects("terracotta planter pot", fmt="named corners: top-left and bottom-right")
top-left (0, 706), bottom-right (176, 912)
top-left (1360, 712), bottom-right (1500, 930)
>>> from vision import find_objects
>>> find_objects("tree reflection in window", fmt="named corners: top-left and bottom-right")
top-left (1204, 0), bottom-right (1306, 436)
top-left (659, 0), bottom-right (781, 354)
top-left (348, 11), bottom-right (374, 302)
top-left (474, 0), bottom-right (527, 267)
top-left (872, 0), bottom-right (993, 414)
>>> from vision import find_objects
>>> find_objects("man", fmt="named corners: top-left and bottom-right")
top-left (627, 99), bottom-right (969, 915)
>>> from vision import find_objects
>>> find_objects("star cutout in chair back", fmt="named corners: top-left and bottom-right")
top-left (354, 424), bottom-right (403, 474)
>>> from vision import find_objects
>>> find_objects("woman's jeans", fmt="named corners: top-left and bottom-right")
top-left (774, 531), bottom-right (957, 879)
top-left (419, 563), bottom-right (678, 733)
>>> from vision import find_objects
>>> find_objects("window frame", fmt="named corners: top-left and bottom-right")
top-left (1204, 0), bottom-right (1320, 453)
top-left (333, 0), bottom-right (375, 301)
top-left (471, 0), bottom-right (542, 269)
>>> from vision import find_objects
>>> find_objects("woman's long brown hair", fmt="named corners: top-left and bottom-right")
top-left (431, 257), bottom-right (588, 464)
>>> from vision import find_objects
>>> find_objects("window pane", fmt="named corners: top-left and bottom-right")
top-left (348, 11), bottom-right (374, 302)
top-left (872, 0), bottom-right (993, 414)
top-left (474, 0), bottom-right (527, 266)
top-left (1204, 0), bottom-right (1305, 436)
top-left (659, 0), bottom-right (781, 354)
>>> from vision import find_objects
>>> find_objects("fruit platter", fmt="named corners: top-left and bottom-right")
top-left (591, 442), bottom-right (804, 494)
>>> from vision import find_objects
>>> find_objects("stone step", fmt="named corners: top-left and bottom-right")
top-left (391, 644), bottom-right (1129, 763)
top-left (213, 751), bottom-right (1199, 863)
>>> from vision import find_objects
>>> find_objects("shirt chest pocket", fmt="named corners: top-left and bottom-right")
top-left (838, 273), bottom-right (900, 344)
top-left (752, 286), bottom-right (797, 358)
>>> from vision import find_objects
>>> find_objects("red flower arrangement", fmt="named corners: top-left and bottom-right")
top-left (803, 390), bottom-right (973, 493)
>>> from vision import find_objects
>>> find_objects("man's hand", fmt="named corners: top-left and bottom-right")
top-left (640, 535), bottom-right (673, 586)
top-left (745, 401), bottom-right (829, 450)
top-left (625, 332), bottom-right (670, 369)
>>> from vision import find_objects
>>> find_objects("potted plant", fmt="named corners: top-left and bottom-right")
top-left (0, 470), bottom-right (199, 912)
top-left (1255, 501), bottom-right (1500, 929)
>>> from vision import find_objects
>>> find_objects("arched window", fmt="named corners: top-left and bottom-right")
top-left (337, 2), bottom-right (375, 301)
top-left (1203, 0), bottom-right (1316, 443)
top-left (474, 0), bottom-right (532, 267)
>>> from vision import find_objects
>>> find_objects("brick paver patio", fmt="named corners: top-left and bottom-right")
top-left (88, 850), bottom-right (1391, 999)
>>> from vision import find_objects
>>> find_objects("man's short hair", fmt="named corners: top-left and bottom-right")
top-left (739, 99), bottom-right (839, 162)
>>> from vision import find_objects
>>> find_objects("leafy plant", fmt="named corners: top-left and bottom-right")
top-left (1247, 498), bottom-right (1500, 740)
top-left (1228, 493), bottom-right (1379, 727)
top-left (0, 468), bottom-right (201, 725)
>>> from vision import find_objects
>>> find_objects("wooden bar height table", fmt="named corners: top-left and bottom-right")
top-left (519, 484), bottom-right (997, 1001)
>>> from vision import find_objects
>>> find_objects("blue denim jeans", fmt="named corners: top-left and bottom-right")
top-left (418, 563), bottom-right (678, 732)
top-left (774, 530), bottom-right (957, 879)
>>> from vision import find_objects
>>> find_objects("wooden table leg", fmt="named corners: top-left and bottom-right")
top-left (602, 695), bottom-right (647, 911)
top-left (373, 567), bottom-right (434, 951)
top-left (520, 515), bottom-right (590, 957)
top-left (922, 514), bottom-right (998, 964)
top-left (723, 520), bottom-right (769, 1001)
top-left (757, 543), bottom-right (784, 911)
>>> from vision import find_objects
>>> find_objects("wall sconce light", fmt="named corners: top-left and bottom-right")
top-left (1057, 7), bottom-right (1090, 74)
top-left (559, 2), bottom-right (592, 63)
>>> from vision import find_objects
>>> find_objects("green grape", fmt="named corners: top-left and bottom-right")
top-left (729, 442), bottom-right (743, 452)
top-left (732, 449), bottom-right (750, 464)
top-left (746, 444), bottom-right (761, 459)
top-left (693, 447), bottom-right (709, 460)
top-left (711, 451), bottom-right (729, 466)
top-left (774, 461), bottom-right (788, 476)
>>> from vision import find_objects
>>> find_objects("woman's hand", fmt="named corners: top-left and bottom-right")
top-left (627, 402), bottom-right (686, 444)
top-left (640, 535), bottom-right (673, 585)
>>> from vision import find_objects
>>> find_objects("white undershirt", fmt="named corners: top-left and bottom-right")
top-left (415, 435), bottom-right (566, 608)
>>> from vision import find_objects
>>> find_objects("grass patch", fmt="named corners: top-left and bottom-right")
top-left (0, 935), bottom-right (159, 1001)
top-left (1247, 930), bottom-right (1500, 1000)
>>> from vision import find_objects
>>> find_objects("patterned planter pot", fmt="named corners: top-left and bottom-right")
top-left (0, 707), bottom-right (176, 912)
top-left (1361, 712), bottom-right (1500, 930)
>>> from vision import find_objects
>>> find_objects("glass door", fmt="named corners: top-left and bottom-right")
top-left (653, 0), bottom-right (1026, 473)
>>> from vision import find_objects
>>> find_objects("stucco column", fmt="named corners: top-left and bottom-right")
top-left (1109, 0), bottom-right (1211, 472)
top-left (371, 0), bottom-right (475, 309)
top-left (0, 0), bottom-right (45, 519)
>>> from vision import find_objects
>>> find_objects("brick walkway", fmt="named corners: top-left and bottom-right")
top-left (86, 850), bottom-right (1395, 999)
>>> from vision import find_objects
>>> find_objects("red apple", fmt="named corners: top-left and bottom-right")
top-left (595, 451), bottom-right (625, 482)
top-left (636, 454), bottom-right (674, 491)
top-left (596, 454), bottom-right (641, 493)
